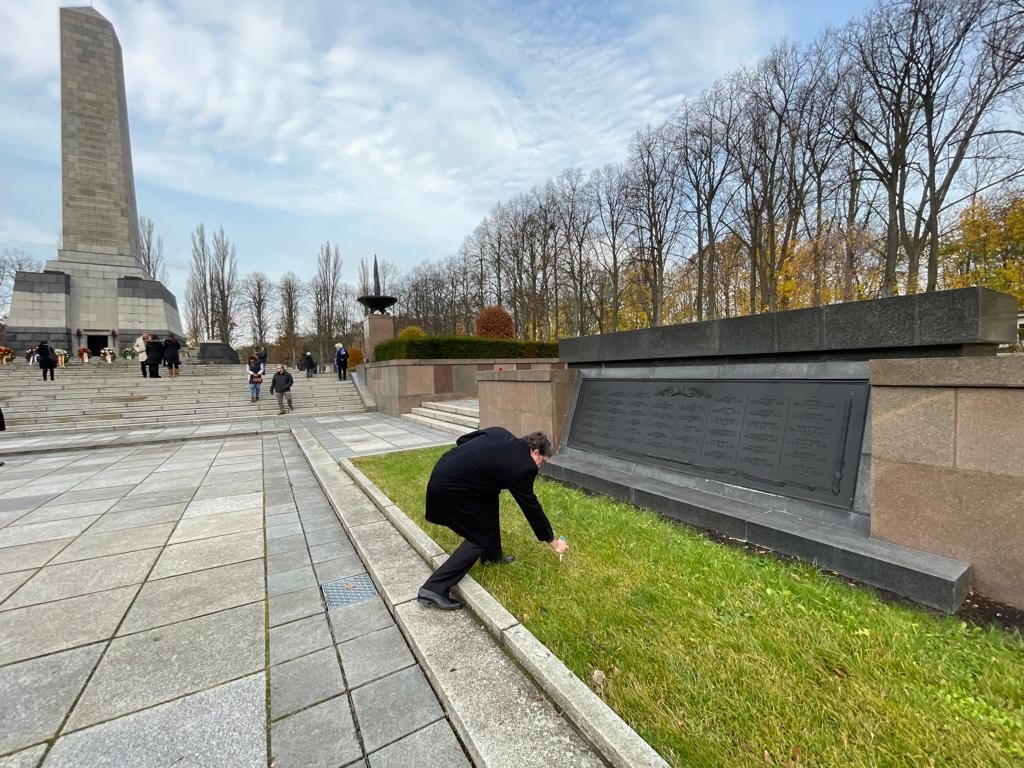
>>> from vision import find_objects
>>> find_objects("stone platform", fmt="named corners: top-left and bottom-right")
top-left (0, 408), bottom-right (612, 767)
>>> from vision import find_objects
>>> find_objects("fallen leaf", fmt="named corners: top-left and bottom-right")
top-left (764, 749), bottom-right (773, 765)
top-left (345, 582), bottom-right (355, 590)
top-left (789, 573), bottom-right (801, 582)
top-left (854, 628), bottom-right (870, 636)
top-left (527, 689), bottom-right (544, 702)
top-left (591, 669), bottom-right (607, 688)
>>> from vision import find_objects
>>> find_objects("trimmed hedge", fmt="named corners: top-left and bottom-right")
top-left (374, 336), bottom-right (559, 361)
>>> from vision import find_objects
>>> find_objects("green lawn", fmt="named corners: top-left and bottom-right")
top-left (354, 447), bottom-right (1024, 768)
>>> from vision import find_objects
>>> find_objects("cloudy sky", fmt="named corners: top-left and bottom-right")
top-left (0, 0), bottom-right (871, 302)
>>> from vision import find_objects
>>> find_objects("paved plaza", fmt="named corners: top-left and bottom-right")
top-left (0, 412), bottom-right (605, 767)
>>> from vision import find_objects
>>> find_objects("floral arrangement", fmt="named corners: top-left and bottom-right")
top-left (0, 346), bottom-right (13, 365)
top-left (100, 347), bottom-right (116, 363)
top-left (78, 346), bottom-right (90, 362)
top-left (54, 348), bottom-right (68, 367)
top-left (121, 347), bottom-right (135, 360)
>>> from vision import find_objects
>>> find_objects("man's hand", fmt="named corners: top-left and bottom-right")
top-left (549, 538), bottom-right (568, 556)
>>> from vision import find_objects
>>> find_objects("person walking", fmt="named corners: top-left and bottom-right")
top-left (256, 345), bottom-right (268, 372)
top-left (37, 341), bottom-right (57, 381)
top-left (145, 335), bottom-right (164, 379)
top-left (133, 332), bottom-right (149, 378)
top-left (417, 428), bottom-right (568, 610)
top-left (270, 364), bottom-right (294, 414)
top-left (302, 351), bottom-right (316, 378)
top-left (333, 342), bottom-right (349, 381)
top-left (247, 355), bottom-right (264, 402)
top-left (163, 336), bottom-right (182, 379)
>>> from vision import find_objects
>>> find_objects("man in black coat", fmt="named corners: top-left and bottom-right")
top-left (418, 428), bottom-right (568, 610)
top-left (145, 336), bottom-right (164, 379)
top-left (269, 364), bottom-right (294, 414)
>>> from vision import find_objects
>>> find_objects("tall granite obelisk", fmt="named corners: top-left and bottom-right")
top-left (5, 6), bottom-right (183, 354)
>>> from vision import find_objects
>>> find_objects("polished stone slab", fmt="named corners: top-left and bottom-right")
top-left (50, 522), bottom-right (174, 564)
top-left (0, 569), bottom-right (35, 604)
top-left (269, 613), bottom-right (333, 665)
top-left (0, 744), bottom-right (47, 768)
top-left (338, 626), bottom-right (415, 689)
top-left (149, 529), bottom-right (263, 579)
top-left (367, 720), bottom-right (471, 768)
top-left (88, 503), bottom-right (185, 533)
top-left (45, 674), bottom-right (266, 768)
top-left (0, 585), bottom-right (137, 666)
top-left (267, 563), bottom-right (318, 597)
top-left (0, 642), bottom-right (104, 754)
top-left (0, 516), bottom-right (99, 548)
top-left (167, 508), bottom-right (262, 544)
top-left (313, 554), bottom-right (365, 585)
top-left (1, 548), bottom-right (158, 611)
top-left (17, 498), bottom-right (118, 526)
top-left (328, 597), bottom-right (394, 644)
top-left (270, 695), bottom-right (360, 768)
top-left (270, 647), bottom-right (345, 720)
top-left (0, 539), bottom-right (72, 574)
top-left (68, 602), bottom-right (265, 730)
top-left (268, 586), bottom-right (323, 628)
top-left (351, 666), bottom-right (444, 753)
top-left (120, 558), bottom-right (264, 634)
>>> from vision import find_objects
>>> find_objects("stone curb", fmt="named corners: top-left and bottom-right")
top-left (336, 457), bottom-right (670, 768)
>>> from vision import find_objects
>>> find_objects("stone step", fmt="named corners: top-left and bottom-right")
top-left (543, 453), bottom-right (972, 613)
top-left (409, 407), bottom-right (479, 429)
top-left (400, 413), bottom-right (471, 436)
top-left (419, 400), bottom-right (480, 418)
top-left (2, 404), bottom-right (365, 434)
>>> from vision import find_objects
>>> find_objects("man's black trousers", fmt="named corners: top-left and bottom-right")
top-left (421, 538), bottom-right (501, 596)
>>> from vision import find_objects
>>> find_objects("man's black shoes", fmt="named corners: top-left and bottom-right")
top-left (417, 588), bottom-right (462, 610)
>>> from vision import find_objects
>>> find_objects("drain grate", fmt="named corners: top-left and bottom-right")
top-left (321, 573), bottom-right (377, 608)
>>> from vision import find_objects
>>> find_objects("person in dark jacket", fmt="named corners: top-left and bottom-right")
top-left (256, 346), bottom-right (268, 372)
top-left (302, 351), bottom-right (316, 378)
top-left (270, 364), bottom-right (294, 414)
top-left (37, 341), bottom-right (57, 381)
top-left (333, 343), bottom-right (349, 381)
top-left (417, 428), bottom-right (568, 610)
top-left (163, 337), bottom-right (182, 379)
top-left (145, 336), bottom-right (164, 379)
top-left (247, 355), bottom-right (264, 401)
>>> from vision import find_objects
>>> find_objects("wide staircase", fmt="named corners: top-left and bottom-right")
top-left (0, 361), bottom-right (364, 434)
top-left (401, 399), bottom-right (479, 436)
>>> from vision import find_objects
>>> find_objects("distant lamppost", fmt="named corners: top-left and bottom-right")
top-left (75, 328), bottom-right (82, 345)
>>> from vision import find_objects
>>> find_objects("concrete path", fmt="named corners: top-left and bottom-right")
top-left (0, 412), bottom-right (613, 768)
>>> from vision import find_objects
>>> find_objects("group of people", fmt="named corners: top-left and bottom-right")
top-left (245, 354), bottom-right (294, 415)
top-left (132, 332), bottom-right (183, 379)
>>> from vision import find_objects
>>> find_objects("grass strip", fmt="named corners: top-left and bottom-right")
top-left (354, 446), bottom-right (1024, 768)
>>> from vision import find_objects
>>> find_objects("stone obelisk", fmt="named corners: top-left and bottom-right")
top-left (6, 6), bottom-right (183, 354)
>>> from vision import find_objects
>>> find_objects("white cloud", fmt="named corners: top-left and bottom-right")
top-left (0, 0), bottom-right (803, 274)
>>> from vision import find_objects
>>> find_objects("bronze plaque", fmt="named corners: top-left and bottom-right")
top-left (567, 378), bottom-right (869, 508)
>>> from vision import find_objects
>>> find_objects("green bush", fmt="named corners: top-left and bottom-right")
top-left (374, 336), bottom-right (559, 361)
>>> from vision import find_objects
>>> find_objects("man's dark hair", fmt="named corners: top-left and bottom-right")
top-left (522, 431), bottom-right (552, 457)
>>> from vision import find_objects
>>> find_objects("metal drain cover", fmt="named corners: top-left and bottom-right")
top-left (322, 573), bottom-right (377, 608)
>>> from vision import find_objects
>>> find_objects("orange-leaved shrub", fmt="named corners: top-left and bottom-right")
top-left (474, 306), bottom-right (514, 339)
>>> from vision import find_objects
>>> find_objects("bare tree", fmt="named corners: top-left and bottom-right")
top-left (210, 227), bottom-right (240, 344)
top-left (138, 216), bottom-right (169, 283)
top-left (626, 124), bottom-right (686, 327)
top-left (188, 224), bottom-right (212, 341)
top-left (243, 272), bottom-right (275, 346)
top-left (311, 241), bottom-right (343, 368)
top-left (591, 164), bottom-right (631, 332)
top-left (278, 272), bottom-right (302, 367)
top-left (0, 249), bottom-right (42, 323)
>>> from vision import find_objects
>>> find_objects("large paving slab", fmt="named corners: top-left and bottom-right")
top-left (43, 674), bottom-right (267, 768)
top-left (67, 601), bottom-right (265, 730)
